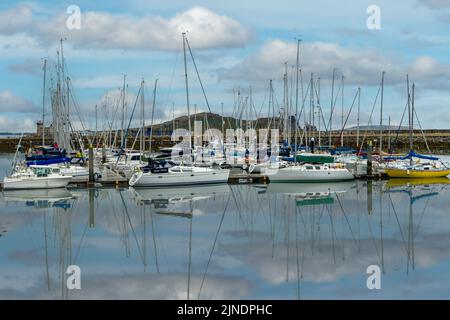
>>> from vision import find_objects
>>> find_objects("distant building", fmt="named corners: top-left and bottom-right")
top-left (36, 121), bottom-right (52, 139)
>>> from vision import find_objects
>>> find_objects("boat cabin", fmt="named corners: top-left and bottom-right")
top-left (30, 166), bottom-right (60, 177)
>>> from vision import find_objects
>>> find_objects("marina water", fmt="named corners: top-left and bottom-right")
top-left (1, 154), bottom-right (450, 299)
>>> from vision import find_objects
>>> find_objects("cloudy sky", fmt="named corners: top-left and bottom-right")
top-left (0, 0), bottom-right (449, 132)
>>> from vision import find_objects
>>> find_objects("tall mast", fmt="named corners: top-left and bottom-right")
top-left (236, 88), bottom-right (240, 129)
top-left (121, 74), bottom-right (126, 149)
top-left (304, 73), bottom-right (308, 146)
top-left (59, 38), bottom-right (68, 150)
top-left (294, 39), bottom-right (300, 161)
top-left (182, 32), bottom-right (192, 151)
top-left (95, 104), bottom-right (98, 148)
top-left (411, 83), bottom-right (415, 150)
top-left (406, 74), bottom-right (412, 165)
top-left (310, 72), bottom-right (313, 148)
top-left (329, 69), bottom-right (335, 149)
top-left (149, 78), bottom-right (158, 155)
top-left (388, 116), bottom-right (391, 152)
top-left (172, 102), bottom-right (175, 132)
top-left (42, 59), bottom-right (47, 146)
top-left (194, 104), bottom-right (197, 123)
top-left (284, 62), bottom-right (290, 145)
top-left (317, 77), bottom-right (321, 148)
top-left (239, 88), bottom-right (242, 129)
top-left (270, 80), bottom-right (275, 130)
top-left (221, 102), bottom-right (224, 139)
top-left (249, 87), bottom-right (253, 131)
top-left (341, 75), bottom-right (344, 148)
top-left (357, 86), bottom-right (361, 147)
top-left (56, 49), bottom-right (64, 149)
top-left (140, 79), bottom-right (145, 163)
top-left (56, 50), bottom-right (61, 147)
top-left (379, 71), bottom-right (385, 151)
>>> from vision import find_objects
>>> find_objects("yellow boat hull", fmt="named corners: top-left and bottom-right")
top-left (386, 177), bottom-right (450, 188)
top-left (385, 168), bottom-right (450, 178)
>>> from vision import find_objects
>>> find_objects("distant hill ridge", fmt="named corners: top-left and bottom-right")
top-left (345, 125), bottom-right (410, 131)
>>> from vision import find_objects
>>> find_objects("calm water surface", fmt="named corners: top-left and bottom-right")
top-left (1, 154), bottom-right (450, 299)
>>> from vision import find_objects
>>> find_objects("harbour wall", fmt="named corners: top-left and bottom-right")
top-left (1, 130), bottom-right (449, 154)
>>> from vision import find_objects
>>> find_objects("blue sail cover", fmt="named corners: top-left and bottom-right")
top-left (407, 151), bottom-right (439, 161)
top-left (384, 151), bottom-right (440, 161)
top-left (26, 157), bottom-right (70, 166)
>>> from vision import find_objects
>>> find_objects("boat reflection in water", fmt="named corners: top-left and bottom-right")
top-left (131, 184), bottom-right (234, 299)
top-left (385, 177), bottom-right (450, 188)
top-left (2, 176), bottom-right (450, 299)
top-left (132, 184), bottom-right (231, 218)
top-left (257, 181), bottom-right (354, 206)
top-left (264, 181), bottom-right (354, 195)
top-left (383, 177), bottom-right (450, 275)
top-left (2, 188), bottom-right (74, 209)
top-left (132, 184), bottom-right (231, 203)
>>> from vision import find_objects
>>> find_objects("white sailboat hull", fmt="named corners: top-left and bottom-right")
top-left (267, 165), bottom-right (354, 182)
top-left (2, 175), bottom-right (72, 190)
top-left (129, 168), bottom-right (230, 187)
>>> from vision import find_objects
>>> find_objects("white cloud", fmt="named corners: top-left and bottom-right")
top-left (67, 87), bottom-right (170, 131)
top-left (221, 40), bottom-right (402, 85)
top-left (409, 56), bottom-right (447, 77)
top-left (0, 34), bottom-right (45, 59)
top-left (407, 56), bottom-right (450, 89)
top-left (0, 116), bottom-right (36, 132)
top-left (438, 14), bottom-right (450, 23)
top-left (220, 39), bottom-right (450, 90)
top-left (416, 0), bottom-right (450, 9)
top-left (0, 5), bottom-right (33, 34)
top-left (219, 229), bottom-right (450, 289)
top-left (8, 59), bottom-right (42, 76)
top-left (0, 270), bottom-right (252, 299)
top-left (0, 5), bottom-right (252, 51)
top-left (71, 75), bottom-right (128, 89)
top-left (0, 90), bottom-right (39, 113)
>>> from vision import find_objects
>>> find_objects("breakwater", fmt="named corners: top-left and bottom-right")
top-left (1, 129), bottom-right (449, 154)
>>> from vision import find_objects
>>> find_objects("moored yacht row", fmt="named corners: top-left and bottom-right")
top-left (3, 33), bottom-right (449, 191)
top-left (4, 142), bottom-right (450, 191)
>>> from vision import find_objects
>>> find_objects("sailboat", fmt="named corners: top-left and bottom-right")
top-left (129, 164), bottom-right (229, 187)
top-left (264, 40), bottom-right (354, 183)
top-left (2, 129), bottom-right (72, 190)
top-left (2, 165), bottom-right (72, 190)
top-left (129, 33), bottom-right (230, 187)
top-left (385, 78), bottom-right (450, 178)
top-left (385, 152), bottom-right (450, 178)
